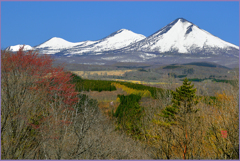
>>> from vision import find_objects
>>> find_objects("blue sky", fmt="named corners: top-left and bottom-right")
top-left (1, 1), bottom-right (239, 49)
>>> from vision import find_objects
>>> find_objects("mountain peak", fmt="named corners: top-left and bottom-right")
top-left (6, 18), bottom-right (238, 58)
top-left (171, 18), bottom-right (194, 26)
top-left (46, 37), bottom-right (69, 43)
top-left (6, 44), bottom-right (33, 52)
top-left (36, 37), bottom-right (75, 49)
top-left (104, 29), bottom-right (146, 41)
top-left (59, 28), bottom-right (146, 55)
top-left (108, 29), bottom-right (133, 37)
top-left (124, 18), bottom-right (239, 54)
top-left (50, 36), bottom-right (61, 39)
top-left (118, 28), bottom-right (130, 32)
top-left (176, 18), bottom-right (188, 22)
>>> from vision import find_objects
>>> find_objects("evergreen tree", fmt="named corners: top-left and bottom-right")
top-left (160, 78), bottom-right (200, 159)
top-left (114, 94), bottom-right (144, 139)
top-left (161, 78), bottom-right (198, 122)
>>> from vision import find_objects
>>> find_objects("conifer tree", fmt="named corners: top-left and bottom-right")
top-left (160, 78), bottom-right (200, 159)
top-left (161, 77), bottom-right (199, 122)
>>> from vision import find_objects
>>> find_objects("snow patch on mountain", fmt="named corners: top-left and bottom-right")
top-left (101, 56), bottom-right (123, 60)
top-left (5, 18), bottom-right (239, 60)
top-left (62, 29), bottom-right (146, 55)
top-left (139, 53), bottom-right (157, 60)
top-left (124, 18), bottom-right (239, 54)
top-left (120, 59), bottom-right (144, 63)
top-left (36, 37), bottom-right (86, 49)
top-left (34, 37), bottom-right (97, 54)
top-left (6, 45), bottom-right (34, 52)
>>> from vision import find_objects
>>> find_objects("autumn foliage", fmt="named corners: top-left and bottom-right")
top-left (145, 78), bottom-right (239, 159)
top-left (2, 47), bottom-right (78, 106)
top-left (1, 47), bottom-right (79, 159)
top-left (1, 47), bottom-right (238, 159)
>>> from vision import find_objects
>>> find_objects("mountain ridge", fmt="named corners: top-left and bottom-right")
top-left (119, 18), bottom-right (238, 54)
top-left (5, 18), bottom-right (239, 68)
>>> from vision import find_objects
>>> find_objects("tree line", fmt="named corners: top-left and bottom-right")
top-left (1, 48), bottom-right (238, 159)
top-left (1, 48), bottom-right (150, 159)
top-left (112, 77), bottom-right (239, 159)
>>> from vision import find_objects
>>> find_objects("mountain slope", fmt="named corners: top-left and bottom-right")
top-left (61, 29), bottom-right (146, 55)
top-left (121, 18), bottom-right (238, 55)
top-left (35, 37), bottom-right (96, 54)
top-left (24, 29), bottom-right (146, 55)
top-left (5, 18), bottom-right (239, 68)
top-left (6, 45), bottom-right (34, 52)
top-left (35, 37), bottom-right (90, 49)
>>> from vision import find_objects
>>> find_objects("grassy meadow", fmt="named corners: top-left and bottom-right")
top-left (71, 69), bottom-right (136, 78)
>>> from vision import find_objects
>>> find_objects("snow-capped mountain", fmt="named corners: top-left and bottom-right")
top-left (5, 19), bottom-right (238, 56)
top-left (5, 18), bottom-right (239, 67)
top-left (6, 44), bottom-right (34, 52)
top-left (21, 29), bottom-right (145, 55)
top-left (120, 18), bottom-right (239, 55)
top-left (60, 29), bottom-right (146, 55)
top-left (35, 37), bottom-right (96, 55)
top-left (36, 37), bottom-right (91, 49)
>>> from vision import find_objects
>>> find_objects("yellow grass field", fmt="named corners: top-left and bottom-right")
top-left (71, 70), bottom-right (179, 85)
top-left (109, 78), bottom-right (173, 85)
top-left (71, 70), bottom-right (136, 78)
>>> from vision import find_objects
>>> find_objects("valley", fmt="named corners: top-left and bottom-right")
top-left (3, 17), bottom-right (239, 159)
top-left (65, 61), bottom-right (238, 159)
top-left (66, 61), bottom-right (237, 96)
top-left (2, 43), bottom-right (239, 159)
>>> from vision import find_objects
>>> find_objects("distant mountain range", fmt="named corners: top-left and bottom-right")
top-left (6, 18), bottom-right (239, 68)
top-left (6, 29), bottom-right (146, 55)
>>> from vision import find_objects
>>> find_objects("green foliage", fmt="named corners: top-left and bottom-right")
top-left (157, 78), bottom-right (200, 159)
top-left (180, 77), bottom-right (237, 86)
top-left (168, 72), bottom-right (177, 78)
top-left (161, 105), bottom-right (178, 119)
top-left (71, 73), bottom-right (165, 98)
top-left (181, 78), bottom-right (205, 82)
top-left (138, 68), bottom-right (148, 72)
top-left (163, 65), bottom-right (182, 69)
top-left (161, 78), bottom-right (199, 122)
top-left (183, 68), bottom-right (194, 74)
top-left (71, 73), bottom-right (83, 82)
top-left (72, 74), bottom-right (117, 92)
top-left (75, 94), bottom-right (98, 112)
top-left (212, 78), bottom-right (238, 86)
top-left (183, 62), bottom-right (227, 68)
top-left (114, 94), bottom-right (144, 139)
top-left (177, 74), bottom-right (187, 78)
top-left (197, 95), bottom-right (217, 105)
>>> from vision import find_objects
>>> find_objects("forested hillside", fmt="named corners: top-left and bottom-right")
top-left (1, 48), bottom-right (239, 159)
